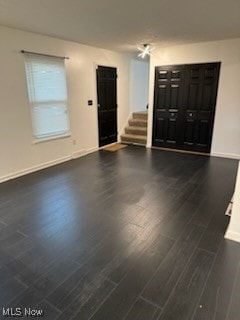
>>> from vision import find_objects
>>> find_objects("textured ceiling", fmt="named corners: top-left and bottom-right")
top-left (0, 0), bottom-right (240, 52)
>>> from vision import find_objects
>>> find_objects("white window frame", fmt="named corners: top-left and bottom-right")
top-left (23, 53), bottom-right (71, 142)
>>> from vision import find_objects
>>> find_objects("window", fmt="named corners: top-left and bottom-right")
top-left (24, 54), bottom-right (70, 140)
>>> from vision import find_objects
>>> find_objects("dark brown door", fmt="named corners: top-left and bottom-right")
top-left (181, 63), bottom-right (220, 152)
top-left (152, 62), bottom-right (221, 153)
top-left (152, 65), bottom-right (185, 149)
top-left (97, 66), bottom-right (117, 147)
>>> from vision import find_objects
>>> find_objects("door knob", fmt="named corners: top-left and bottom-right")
top-left (171, 113), bottom-right (174, 116)
top-left (189, 113), bottom-right (193, 117)
top-left (98, 104), bottom-right (101, 108)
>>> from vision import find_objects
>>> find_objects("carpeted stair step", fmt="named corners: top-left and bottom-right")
top-left (129, 119), bottom-right (148, 127)
top-left (121, 134), bottom-right (147, 145)
top-left (125, 126), bottom-right (147, 136)
top-left (132, 112), bottom-right (148, 120)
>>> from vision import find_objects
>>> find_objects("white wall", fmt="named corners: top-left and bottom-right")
top-left (147, 38), bottom-right (240, 159)
top-left (0, 26), bottom-right (132, 182)
top-left (225, 162), bottom-right (240, 243)
top-left (130, 58), bottom-right (149, 112)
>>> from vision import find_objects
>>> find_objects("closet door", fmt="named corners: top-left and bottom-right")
top-left (181, 63), bottom-right (221, 153)
top-left (152, 62), bottom-right (221, 153)
top-left (152, 65), bottom-right (185, 149)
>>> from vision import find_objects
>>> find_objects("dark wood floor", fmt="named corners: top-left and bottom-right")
top-left (0, 146), bottom-right (240, 320)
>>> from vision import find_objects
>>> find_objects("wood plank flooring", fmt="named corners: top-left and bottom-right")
top-left (0, 146), bottom-right (239, 319)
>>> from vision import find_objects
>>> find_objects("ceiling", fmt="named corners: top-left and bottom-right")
top-left (1, 0), bottom-right (240, 52)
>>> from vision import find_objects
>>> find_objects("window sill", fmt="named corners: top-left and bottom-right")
top-left (32, 133), bottom-right (71, 144)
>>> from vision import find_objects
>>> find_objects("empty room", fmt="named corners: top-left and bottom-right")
top-left (1, 0), bottom-right (240, 319)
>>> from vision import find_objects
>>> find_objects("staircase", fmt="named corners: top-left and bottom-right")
top-left (121, 111), bottom-right (148, 145)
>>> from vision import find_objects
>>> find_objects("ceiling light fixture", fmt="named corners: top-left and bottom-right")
top-left (137, 44), bottom-right (154, 58)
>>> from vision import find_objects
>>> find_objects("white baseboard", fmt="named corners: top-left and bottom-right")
top-left (0, 147), bottom-right (100, 183)
top-left (99, 142), bottom-right (117, 150)
top-left (225, 229), bottom-right (240, 243)
top-left (0, 155), bottom-right (71, 183)
top-left (3, 145), bottom-right (238, 183)
top-left (71, 149), bottom-right (86, 159)
top-left (71, 147), bottom-right (98, 159)
top-left (211, 152), bottom-right (240, 160)
top-left (143, 148), bottom-right (240, 159)
top-left (87, 147), bottom-right (99, 153)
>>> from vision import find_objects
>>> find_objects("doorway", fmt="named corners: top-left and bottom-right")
top-left (152, 62), bottom-right (221, 153)
top-left (96, 66), bottom-right (117, 147)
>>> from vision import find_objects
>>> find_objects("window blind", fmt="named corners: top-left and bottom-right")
top-left (24, 54), bottom-right (70, 139)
